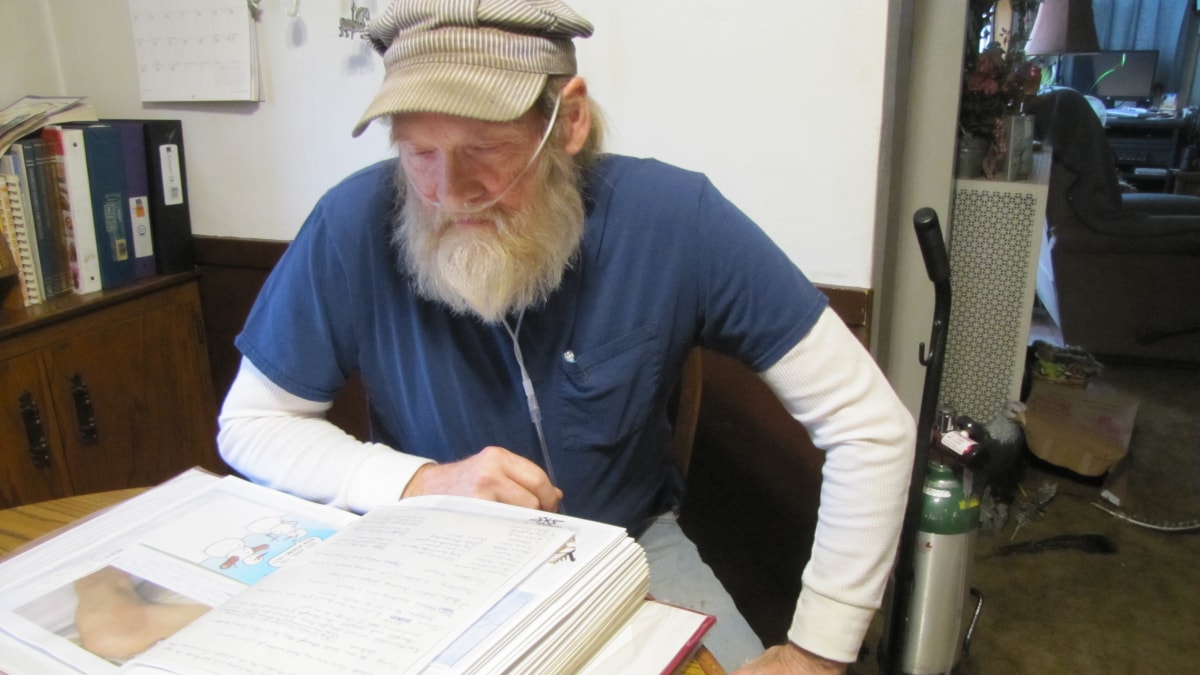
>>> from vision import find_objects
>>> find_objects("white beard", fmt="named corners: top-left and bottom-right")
top-left (392, 147), bottom-right (585, 324)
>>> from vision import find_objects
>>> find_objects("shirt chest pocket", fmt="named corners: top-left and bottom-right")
top-left (559, 323), bottom-right (661, 453)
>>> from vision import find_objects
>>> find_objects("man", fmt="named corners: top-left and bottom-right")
top-left (219, 1), bottom-right (915, 672)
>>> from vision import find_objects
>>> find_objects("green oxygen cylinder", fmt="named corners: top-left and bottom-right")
top-left (900, 462), bottom-right (980, 675)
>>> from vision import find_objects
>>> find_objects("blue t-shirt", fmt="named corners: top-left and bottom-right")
top-left (236, 154), bottom-right (827, 531)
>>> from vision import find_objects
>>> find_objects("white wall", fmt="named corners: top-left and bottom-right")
top-left (570, 1), bottom-right (889, 288)
top-left (2, 0), bottom-right (966, 411)
top-left (2, 0), bottom-right (889, 289)
top-left (31, 0), bottom-right (396, 242)
top-left (875, 1), bottom-right (970, 415)
top-left (0, 3), bottom-right (62, 98)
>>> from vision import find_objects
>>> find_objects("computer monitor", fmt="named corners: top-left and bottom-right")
top-left (1062, 50), bottom-right (1159, 107)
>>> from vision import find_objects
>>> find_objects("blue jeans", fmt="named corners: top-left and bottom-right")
top-left (637, 511), bottom-right (765, 670)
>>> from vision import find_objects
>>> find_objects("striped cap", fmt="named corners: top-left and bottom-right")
top-left (352, 0), bottom-right (594, 137)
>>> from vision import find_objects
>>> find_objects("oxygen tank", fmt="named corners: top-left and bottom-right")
top-left (900, 462), bottom-right (980, 675)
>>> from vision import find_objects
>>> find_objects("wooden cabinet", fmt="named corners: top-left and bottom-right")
top-left (0, 274), bottom-right (222, 507)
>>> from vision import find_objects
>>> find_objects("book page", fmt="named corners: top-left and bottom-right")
top-left (412, 496), bottom-right (641, 674)
top-left (130, 505), bottom-right (574, 675)
top-left (0, 471), bottom-right (356, 675)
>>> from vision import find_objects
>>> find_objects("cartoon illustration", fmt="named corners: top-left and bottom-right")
top-left (204, 538), bottom-right (270, 570)
top-left (245, 515), bottom-right (307, 541)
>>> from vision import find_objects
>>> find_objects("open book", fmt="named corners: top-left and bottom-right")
top-left (0, 469), bottom-right (712, 674)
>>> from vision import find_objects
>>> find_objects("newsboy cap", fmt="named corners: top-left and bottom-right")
top-left (352, 0), bottom-right (594, 137)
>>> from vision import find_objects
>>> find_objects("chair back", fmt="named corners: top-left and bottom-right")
top-left (1030, 88), bottom-right (1125, 234)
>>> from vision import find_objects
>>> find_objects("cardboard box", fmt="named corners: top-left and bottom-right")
top-left (1023, 380), bottom-right (1139, 477)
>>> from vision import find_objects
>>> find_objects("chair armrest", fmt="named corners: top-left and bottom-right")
top-left (1122, 192), bottom-right (1200, 216)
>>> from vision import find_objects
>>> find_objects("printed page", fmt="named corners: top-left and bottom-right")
top-left (496, 544), bottom-right (648, 675)
top-left (410, 496), bottom-right (639, 674)
top-left (0, 472), bottom-right (356, 675)
top-left (128, 504), bottom-right (575, 675)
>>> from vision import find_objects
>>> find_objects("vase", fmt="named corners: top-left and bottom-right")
top-left (1000, 114), bottom-right (1035, 181)
top-left (956, 134), bottom-right (988, 178)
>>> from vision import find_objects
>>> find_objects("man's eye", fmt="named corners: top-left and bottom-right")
top-left (404, 149), bottom-right (436, 165)
top-left (470, 144), bottom-right (507, 157)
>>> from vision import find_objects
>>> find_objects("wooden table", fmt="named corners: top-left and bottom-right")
top-left (0, 487), bottom-right (146, 557)
top-left (0, 490), bottom-right (727, 674)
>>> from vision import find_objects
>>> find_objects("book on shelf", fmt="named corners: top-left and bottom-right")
top-left (0, 171), bottom-right (35, 310)
top-left (0, 147), bottom-right (44, 306)
top-left (77, 124), bottom-right (136, 289)
top-left (110, 121), bottom-right (156, 280)
top-left (109, 119), bottom-right (194, 275)
top-left (0, 469), bottom-right (713, 675)
top-left (41, 126), bottom-right (103, 294)
top-left (17, 137), bottom-right (72, 299)
top-left (0, 184), bottom-right (17, 281)
top-left (0, 96), bottom-right (97, 157)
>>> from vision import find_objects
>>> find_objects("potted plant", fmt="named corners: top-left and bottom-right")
top-left (958, 1), bottom-right (1042, 179)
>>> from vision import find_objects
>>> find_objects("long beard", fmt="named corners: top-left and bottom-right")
top-left (391, 144), bottom-right (585, 324)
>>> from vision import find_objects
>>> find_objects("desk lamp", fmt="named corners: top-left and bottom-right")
top-left (1024, 0), bottom-right (1100, 86)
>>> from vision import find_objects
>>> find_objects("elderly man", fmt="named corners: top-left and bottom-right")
top-left (218, 1), bottom-right (914, 672)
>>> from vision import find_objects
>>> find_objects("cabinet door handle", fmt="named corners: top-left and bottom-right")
top-left (18, 391), bottom-right (52, 469)
top-left (70, 373), bottom-right (100, 446)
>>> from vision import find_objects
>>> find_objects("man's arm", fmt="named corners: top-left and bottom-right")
top-left (751, 307), bottom-right (916, 668)
top-left (219, 358), bottom-right (561, 513)
top-left (218, 358), bottom-right (433, 513)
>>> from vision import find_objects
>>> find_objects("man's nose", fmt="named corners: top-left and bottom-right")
top-left (435, 153), bottom-right (487, 210)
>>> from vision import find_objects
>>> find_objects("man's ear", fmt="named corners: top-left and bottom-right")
top-left (559, 76), bottom-right (591, 156)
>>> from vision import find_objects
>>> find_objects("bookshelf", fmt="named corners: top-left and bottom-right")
top-left (0, 272), bottom-right (223, 508)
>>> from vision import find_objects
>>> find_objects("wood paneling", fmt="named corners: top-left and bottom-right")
top-left (195, 237), bottom-right (369, 440)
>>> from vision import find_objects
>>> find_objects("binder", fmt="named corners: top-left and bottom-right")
top-left (138, 119), bottom-right (194, 274)
top-left (41, 126), bottom-right (102, 293)
top-left (111, 121), bottom-right (156, 279)
top-left (79, 124), bottom-right (136, 289)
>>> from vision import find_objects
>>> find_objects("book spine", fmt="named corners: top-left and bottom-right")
top-left (0, 176), bottom-right (18, 298)
top-left (0, 174), bottom-right (39, 309)
top-left (42, 126), bottom-right (103, 294)
top-left (5, 145), bottom-right (43, 304)
top-left (80, 125), bottom-right (136, 289)
top-left (140, 120), bottom-right (194, 274)
top-left (21, 138), bottom-right (71, 299)
top-left (114, 122), bottom-right (156, 279)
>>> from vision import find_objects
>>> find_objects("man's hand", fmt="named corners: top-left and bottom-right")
top-left (732, 643), bottom-right (847, 675)
top-left (401, 445), bottom-right (562, 512)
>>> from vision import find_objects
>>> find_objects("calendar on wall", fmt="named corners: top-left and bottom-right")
top-left (128, 0), bottom-right (261, 103)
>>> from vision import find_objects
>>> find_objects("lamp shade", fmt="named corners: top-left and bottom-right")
top-left (1024, 0), bottom-right (1100, 55)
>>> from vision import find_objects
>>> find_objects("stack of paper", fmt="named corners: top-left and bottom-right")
top-left (0, 470), bottom-right (711, 674)
top-left (0, 96), bottom-right (97, 156)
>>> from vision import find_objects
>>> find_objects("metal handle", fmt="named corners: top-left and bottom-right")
top-left (70, 373), bottom-right (100, 446)
top-left (18, 391), bottom-right (52, 469)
